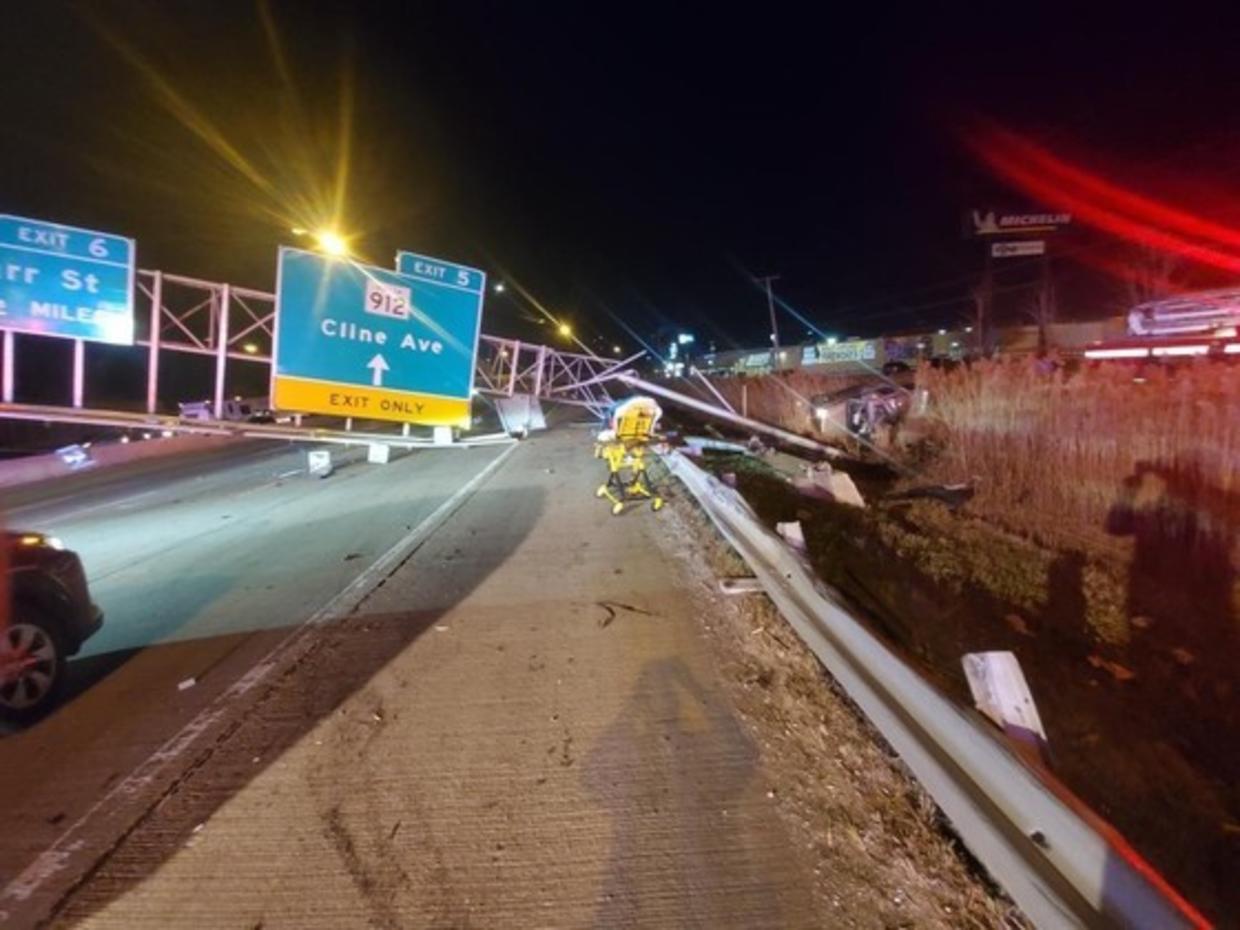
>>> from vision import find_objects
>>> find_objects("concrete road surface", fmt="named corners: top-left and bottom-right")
top-left (28, 426), bottom-right (822, 928)
top-left (0, 438), bottom-right (509, 920)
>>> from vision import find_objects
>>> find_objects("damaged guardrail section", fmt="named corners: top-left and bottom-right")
top-left (664, 450), bottom-right (1205, 930)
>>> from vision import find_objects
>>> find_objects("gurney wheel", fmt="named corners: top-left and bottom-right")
top-left (652, 497), bottom-right (664, 512)
top-left (611, 502), bottom-right (625, 516)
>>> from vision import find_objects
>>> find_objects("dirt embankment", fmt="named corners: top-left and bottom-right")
top-left (688, 447), bottom-right (1237, 925)
top-left (657, 489), bottom-right (1026, 929)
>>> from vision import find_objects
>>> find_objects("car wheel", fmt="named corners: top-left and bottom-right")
top-left (0, 608), bottom-right (68, 724)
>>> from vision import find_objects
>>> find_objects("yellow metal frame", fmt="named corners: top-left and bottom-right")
top-left (594, 403), bottom-right (664, 515)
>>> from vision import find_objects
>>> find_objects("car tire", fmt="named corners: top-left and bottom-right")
top-left (0, 606), bottom-right (68, 725)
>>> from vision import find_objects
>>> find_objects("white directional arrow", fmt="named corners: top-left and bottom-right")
top-left (366, 352), bottom-right (390, 387)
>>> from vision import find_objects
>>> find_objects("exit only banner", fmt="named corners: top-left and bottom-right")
top-left (272, 376), bottom-right (470, 426)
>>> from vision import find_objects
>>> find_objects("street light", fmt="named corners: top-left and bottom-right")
top-left (493, 281), bottom-right (506, 293)
top-left (291, 226), bottom-right (349, 257)
top-left (242, 342), bottom-right (259, 355)
top-left (612, 344), bottom-right (622, 355)
top-left (314, 229), bottom-right (349, 257)
top-left (557, 322), bottom-right (572, 339)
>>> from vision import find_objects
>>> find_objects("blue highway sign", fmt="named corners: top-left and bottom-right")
top-left (395, 250), bottom-right (487, 294)
top-left (0, 214), bottom-right (135, 345)
top-left (273, 247), bottom-right (486, 426)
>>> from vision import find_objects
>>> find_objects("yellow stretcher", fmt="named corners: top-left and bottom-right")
top-left (594, 397), bottom-right (664, 516)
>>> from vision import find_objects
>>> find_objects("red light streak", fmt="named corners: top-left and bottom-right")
top-left (967, 125), bottom-right (1240, 275)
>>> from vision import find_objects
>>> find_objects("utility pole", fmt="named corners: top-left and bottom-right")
top-left (971, 255), bottom-right (993, 358)
top-left (1035, 249), bottom-right (1056, 355)
top-left (758, 274), bottom-right (781, 367)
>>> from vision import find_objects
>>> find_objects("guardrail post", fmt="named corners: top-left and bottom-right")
top-left (2, 330), bottom-right (13, 403)
top-left (213, 283), bottom-right (231, 419)
top-left (147, 270), bottom-right (162, 414)
top-left (72, 339), bottom-right (85, 408)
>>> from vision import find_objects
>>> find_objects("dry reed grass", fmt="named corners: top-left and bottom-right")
top-left (707, 360), bottom-right (1239, 556)
top-left (912, 359), bottom-right (1239, 554)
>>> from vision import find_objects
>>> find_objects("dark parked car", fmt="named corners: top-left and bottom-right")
top-left (1, 532), bottom-right (102, 723)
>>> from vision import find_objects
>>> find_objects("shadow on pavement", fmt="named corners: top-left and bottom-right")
top-left (581, 657), bottom-right (798, 929)
top-left (1, 492), bottom-right (459, 740)
top-left (44, 484), bottom-right (545, 926)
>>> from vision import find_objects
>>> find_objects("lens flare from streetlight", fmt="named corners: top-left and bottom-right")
top-left (90, 5), bottom-right (367, 260)
top-left (314, 229), bottom-right (349, 256)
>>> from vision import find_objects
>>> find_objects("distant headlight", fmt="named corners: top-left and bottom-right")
top-left (17, 534), bottom-right (64, 550)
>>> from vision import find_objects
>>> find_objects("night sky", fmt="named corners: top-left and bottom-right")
top-left (4, 3), bottom-right (1240, 358)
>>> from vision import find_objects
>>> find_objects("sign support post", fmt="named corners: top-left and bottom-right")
top-left (2, 330), bottom-right (13, 404)
top-left (533, 344), bottom-right (547, 397)
top-left (507, 341), bottom-right (521, 396)
top-left (214, 283), bottom-right (231, 420)
top-left (147, 271), bottom-right (162, 414)
top-left (72, 339), bottom-right (85, 408)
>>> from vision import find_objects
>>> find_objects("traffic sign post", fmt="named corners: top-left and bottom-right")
top-left (0, 214), bottom-right (135, 345)
top-left (272, 247), bottom-right (485, 427)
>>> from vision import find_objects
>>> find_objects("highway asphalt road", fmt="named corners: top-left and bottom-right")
top-left (0, 437), bottom-right (509, 899)
top-left (42, 427), bottom-right (822, 929)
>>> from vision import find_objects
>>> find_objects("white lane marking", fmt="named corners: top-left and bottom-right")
top-left (7, 488), bottom-right (165, 525)
top-left (0, 441), bottom-right (519, 917)
top-left (4, 448), bottom-right (303, 527)
top-left (274, 469), bottom-right (301, 480)
top-left (2, 444), bottom-right (291, 517)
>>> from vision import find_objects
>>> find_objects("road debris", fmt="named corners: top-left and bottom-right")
top-left (1005, 614), bottom-right (1035, 637)
top-left (791, 463), bottom-right (865, 508)
top-left (962, 651), bottom-right (1047, 744)
top-left (718, 576), bottom-right (764, 595)
top-left (776, 520), bottom-right (806, 551)
top-left (887, 483), bottom-right (975, 511)
top-left (683, 436), bottom-right (751, 455)
top-left (306, 449), bottom-right (333, 478)
top-left (1087, 654), bottom-right (1137, 682)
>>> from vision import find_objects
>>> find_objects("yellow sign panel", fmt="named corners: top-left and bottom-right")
top-left (273, 376), bottom-right (471, 427)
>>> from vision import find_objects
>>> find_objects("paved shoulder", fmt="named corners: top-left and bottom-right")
top-left (56, 427), bottom-right (818, 929)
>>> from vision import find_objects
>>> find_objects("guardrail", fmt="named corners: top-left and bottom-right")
top-left (664, 450), bottom-right (1209, 930)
